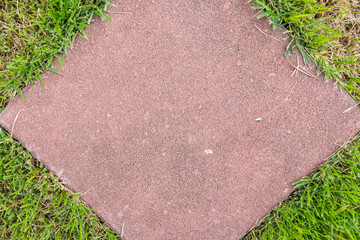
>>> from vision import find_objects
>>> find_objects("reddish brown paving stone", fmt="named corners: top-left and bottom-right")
top-left (1, 0), bottom-right (360, 239)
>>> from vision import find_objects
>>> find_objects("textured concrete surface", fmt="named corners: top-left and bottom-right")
top-left (1, 0), bottom-right (360, 239)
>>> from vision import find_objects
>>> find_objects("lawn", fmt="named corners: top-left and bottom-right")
top-left (0, 0), bottom-right (359, 239)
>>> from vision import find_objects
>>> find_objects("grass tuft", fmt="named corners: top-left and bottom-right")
top-left (253, 0), bottom-right (360, 99)
top-left (0, 0), bottom-right (112, 109)
top-left (0, 129), bottom-right (118, 239)
top-left (244, 137), bottom-right (360, 239)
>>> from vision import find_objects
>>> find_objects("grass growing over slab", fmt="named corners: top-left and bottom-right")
top-left (1, 0), bottom-right (119, 238)
top-left (0, 129), bottom-right (118, 239)
top-left (0, 0), bottom-right (111, 109)
top-left (245, 0), bottom-right (360, 239)
top-left (253, 0), bottom-right (360, 99)
top-left (243, 138), bottom-right (360, 240)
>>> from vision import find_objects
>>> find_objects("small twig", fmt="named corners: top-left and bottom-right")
top-left (291, 57), bottom-right (301, 77)
top-left (16, 0), bottom-right (20, 16)
top-left (121, 222), bottom-right (125, 238)
top-left (79, 186), bottom-right (94, 197)
top-left (257, 78), bottom-right (299, 121)
top-left (109, 11), bottom-right (132, 15)
top-left (352, 205), bottom-right (360, 211)
top-left (254, 24), bottom-right (281, 42)
top-left (256, 57), bottom-right (303, 122)
top-left (343, 101), bottom-right (360, 113)
top-left (11, 110), bottom-right (22, 137)
top-left (286, 57), bottom-right (318, 79)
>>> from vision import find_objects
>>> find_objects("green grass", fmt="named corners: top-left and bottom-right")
top-left (1, 0), bottom-right (360, 239)
top-left (253, 0), bottom-right (360, 99)
top-left (1, 0), bottom-right (118, 238)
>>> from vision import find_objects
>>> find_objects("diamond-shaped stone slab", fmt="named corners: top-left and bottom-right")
top-left (1, 1), bottom-right (360, 239)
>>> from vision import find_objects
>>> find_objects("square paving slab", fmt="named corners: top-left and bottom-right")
top-left (1, 0), bottom-right (360, 239)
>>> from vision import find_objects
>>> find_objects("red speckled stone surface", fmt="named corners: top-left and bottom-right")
top-left (1, 0), bottom-right (360, 239)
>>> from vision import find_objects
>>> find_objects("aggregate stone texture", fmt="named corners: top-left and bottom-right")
top-left (1, 0), bottom-right (360, 239)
